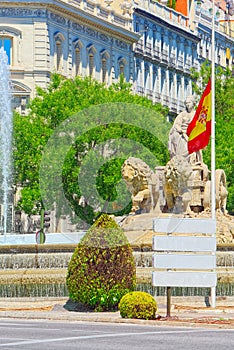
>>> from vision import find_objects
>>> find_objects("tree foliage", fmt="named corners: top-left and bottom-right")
top-left (191, 61), bottom-right (234, 214)
top-left (13, 74), bottom-right (169, 225)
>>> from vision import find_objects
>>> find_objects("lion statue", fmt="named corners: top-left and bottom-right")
top-left (163, 155), bottom-right (193, 214)
top-left (121, 157), bottom-right (159, 214)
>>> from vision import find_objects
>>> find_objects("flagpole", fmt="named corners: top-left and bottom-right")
top-left (211, 0), bottom-right (216, 221)
top-left (211, 0), bottom-right (216, 309)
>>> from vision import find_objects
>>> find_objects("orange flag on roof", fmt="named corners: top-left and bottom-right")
top-left (187, 79), bottom-right (212, 154)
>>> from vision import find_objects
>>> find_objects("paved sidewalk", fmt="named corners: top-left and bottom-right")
top-left (0, 296), bottom-right (234, 328)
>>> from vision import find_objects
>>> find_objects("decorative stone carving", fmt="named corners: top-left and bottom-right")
top-left (72, 22), bottom-right (84, 31)
top-left (163, 155), bottom-right (193, 214)
top-left (121, 157), bottom-right (160, 214)
top-left (0, 8), bottom-right (33, 17)
top-left (203, 168), bottom-right (228, 214)
top-left (50, 13), bottom-right (66, 25)
top-left (115, 39), bottom-right (128, 49)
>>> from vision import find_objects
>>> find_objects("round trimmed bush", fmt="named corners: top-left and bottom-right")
top-left (118, 291), bottom-right (157, 320)
top-left (66, 214), bottom-right (136, 311)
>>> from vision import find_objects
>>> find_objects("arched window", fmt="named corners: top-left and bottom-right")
top-left (118, 57), bottom-right (127, 77)
top-left (73, 40), bottom-right (83, 76)
top-left (89, 53), bottom-right (94, 77)
top-left (102, 58), bottom-right (107, 83)
top-left (100, 50), bottom-right (110, 84)
top-left (75, 48), bottom-right (81, 76)
top-left (0, 37), bottom-right (12, 64)
top-left (56, 40), bottom-right (62, 71)
top-left (0, 27), bottom-right (22, 66)
top-left (87, 45), bottom-right (96, 78)
top-left (54, 33), bottom-right (64, 72)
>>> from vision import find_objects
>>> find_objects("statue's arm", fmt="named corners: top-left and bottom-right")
top-left (172, 113), bottom-right (184, 134)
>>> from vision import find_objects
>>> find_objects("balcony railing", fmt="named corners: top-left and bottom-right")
top-left (177, 57), bottom-right (184, 70)
top-left (146, 89), bottom-right (153, 99)
top-left (154, 92), bottom-right (161, 103)
top-left (66, 0), bottom-right (132, 29)
top-left (178, 100), bottom-right (185, 111)
top-left (161, 49), bottom-right (168, 64)
top-left (169, 53), bottom-right (176, 68)
top-left (184, 62), bottom-right (192, 74)
top-left (152, 47), bottom-right (160, 60)
top-left (135, 42), bottom-right (144, 54)
top-left (162, 94), bottom-right (169, 106)
top-left (136, 86), bottom-right (144, 96)
top-left (144, 43), bottom-right (152, 56)
top-left (170, 98), bottom-right (178, 112)
top-left (145, 0), bottom-right (189, 29)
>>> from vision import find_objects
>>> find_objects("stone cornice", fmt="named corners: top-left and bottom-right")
top-left (0, 1), bottom-right (139, 44)
top-left (134, 7), bottom-right (200, 43)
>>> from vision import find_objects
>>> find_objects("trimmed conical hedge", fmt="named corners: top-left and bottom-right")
top-left (66, 214), bottom-right (136, 311)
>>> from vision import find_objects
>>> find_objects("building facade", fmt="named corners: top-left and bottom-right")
top-left (132, 1), bottom-right (199, 116)
top-left (0, 0), bottom-right (233, 116)
top-left (0, 0), bottom-right (138, 114)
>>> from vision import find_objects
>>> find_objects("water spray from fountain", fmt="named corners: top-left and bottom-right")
top-left (0, 47), bottom-right (13, 235)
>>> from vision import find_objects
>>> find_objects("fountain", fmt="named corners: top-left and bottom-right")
top-left (0, 46), bottom-right (233, 299)
top-left (0, 47), bottom-right (13, 235)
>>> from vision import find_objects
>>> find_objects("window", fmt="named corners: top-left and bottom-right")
top-left (119, 63), bottom-right (124, 75)
top-left (73, 40), bottom-right (83, 77)
top-left (56, 40), bottom-right (62, 71)
top-left (87, 45), bottom-right (96, 78)
top-left (75, 48), bottom-right (81, 76)
top-left (100, 50), bottom-right (109, 84)
top-left (89, 53), bottom-right (94, 77)
top-left (135, 22), bottom-right (139, 33)
top-left (54, 33), bottom-right (64, 72)
top-left (0, 37), bottom-right (12, 64)
top-left (199, 44), bottom-right (203, 57)
top-left (118, 57), bottom-right (126, 77)
top-left (102, 58), bottom-right (107, 83)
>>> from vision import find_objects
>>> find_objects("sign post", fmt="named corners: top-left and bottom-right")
top-left (152, 217), bottom-right (217, 316)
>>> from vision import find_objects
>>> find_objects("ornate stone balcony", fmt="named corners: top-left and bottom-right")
top-left (67, 0), bottom-right (133, 30)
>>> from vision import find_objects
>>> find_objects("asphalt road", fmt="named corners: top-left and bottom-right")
top-left (0, 319), bottom-right (233, 350)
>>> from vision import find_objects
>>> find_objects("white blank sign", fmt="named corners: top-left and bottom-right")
top-left (152, 253), bottom-right (216, 269)
top-left (152, 271), bottom-right (217, 288)
top-left (153, 218), bottom-right (216, 235)
top-left (152, 236), bottom-right (216, 252)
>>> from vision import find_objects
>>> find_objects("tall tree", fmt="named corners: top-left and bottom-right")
top-left (13, 74), bottom-right (170, 228)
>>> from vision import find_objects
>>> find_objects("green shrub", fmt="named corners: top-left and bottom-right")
top-left (118, 291), bottom-right (157, 320)
top-left (66, 214), bottom-right (136, 311)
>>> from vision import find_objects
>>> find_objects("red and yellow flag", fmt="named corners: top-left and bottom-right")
top-left (187, 79), bottom-right (212, 154)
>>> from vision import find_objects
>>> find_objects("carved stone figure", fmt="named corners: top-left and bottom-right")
top-left (216, 169), bottom-right (228, 213)
top-left (121, 157), bottom-right (159, 214)
top-left (203, 169), bottom-right (228, 214)
top-left (168, 95), bottom-right (202, 164)
top-left (163, 155), bottom-right (193, 213)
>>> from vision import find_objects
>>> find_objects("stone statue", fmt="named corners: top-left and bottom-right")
top-left (163, 155), bottom-right (193, 213)
top-left (168, 95), bottom-right (202, 164)
top-left (120, 97), bottom-right (231, 243)
top-left (121, 157), bottom-right (159, 214)
top-left (121, 93), bottom-right (229, 216)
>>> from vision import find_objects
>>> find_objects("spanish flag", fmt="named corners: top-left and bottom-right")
top-left (187, 79), bottom-right (212, 154)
